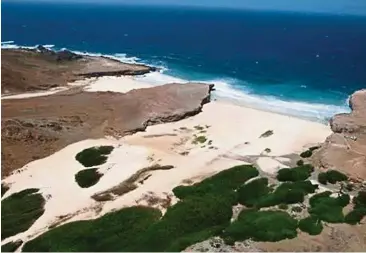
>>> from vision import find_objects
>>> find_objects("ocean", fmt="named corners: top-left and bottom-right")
top-left (2, 2), bottom-right (366, 121)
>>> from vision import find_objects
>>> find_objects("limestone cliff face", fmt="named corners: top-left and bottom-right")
top-left (314, 89), bottom-right (366, 180)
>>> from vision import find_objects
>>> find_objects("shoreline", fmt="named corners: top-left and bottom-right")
top-left (1, 76), bottom-right (332, 244)
top-left (1, 43), bottom-right (350, 122)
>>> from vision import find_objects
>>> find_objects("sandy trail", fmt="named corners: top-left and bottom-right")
top-left (1, 76), bottom-right (332, 246)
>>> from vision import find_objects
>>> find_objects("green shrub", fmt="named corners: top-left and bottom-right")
top-left (353, 191), bottom-right (366, 209)
top-left (173, 165), bottom-right (258, 199)
top-left (296, 160), bottom-right (304, 166)
top-left (75, 168), bottom-right (103, 188)
top-left (23, 206), bottom-right (162, 252)
top-left (278, 204), bottom-right (288, 210)
top-left (252, 181), bottom-right (317, 208)
top-left (276, 164), bottom-right (313, 182)
top-left (132, 194), bottom-right (233, 251)
top-left (326, 170), bottom-right (348, 184)
top-left (318, 172), bottom-right (328, 184)
top-left (223, 209), bottom-right (298, 242)
top-left (298, 216), bottom-right (323, 235)
top-left (318, 170), bottom-right (348, 185)
top-left (309, 146), bottom-right (320, 152)
top-left (344, 208), bottom-right (366, 225)
top-left (2, 183), bottom-right (10, 197)
top-left (237, 178), bottom-right (270, 207)
top-left (1, 240), bottom-right (23, 252)
top-left (192, 135), bottom-right (207, 144)
top-left (300, 150), bottom-right (312, 158)
top-left (308, 192), bottom-right (347, 223)
top-left (75, 146), bottom-right (114, 167)
top-left (2, 189), bottom-right (45, 240)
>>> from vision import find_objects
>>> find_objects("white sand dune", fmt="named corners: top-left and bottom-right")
top-left (1, 76), bottom-right (332, 246)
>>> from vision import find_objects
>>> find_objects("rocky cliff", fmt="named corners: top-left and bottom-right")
top-left (1, 48), bottom-right (155, 95)
top-left (314, 89), bottom-right (366, 180)
top-left (1, 83), bottom-right (213, 178)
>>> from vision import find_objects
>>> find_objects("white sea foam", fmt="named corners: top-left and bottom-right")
top-left (1, 41), bottom-right (350, 122)
top-left (1, 41), bottom-right (15, 44)
top-left (135, 71), bottom-right (350, 122)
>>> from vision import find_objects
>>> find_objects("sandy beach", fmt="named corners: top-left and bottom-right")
top-left (1, 75), bottom-right (332, 245)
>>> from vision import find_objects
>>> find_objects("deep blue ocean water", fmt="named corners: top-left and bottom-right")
top-left (2, 2), bottom-right (366, 121)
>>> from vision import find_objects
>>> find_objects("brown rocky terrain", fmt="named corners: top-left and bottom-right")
top-left (1, 47), bottom-right (212, 178)
top-left (1, 47), bottom-right (155, 95)
top-left (1, 83), bottom-right (213, 178)
top-left (313, 89), bottom-right (366, 180)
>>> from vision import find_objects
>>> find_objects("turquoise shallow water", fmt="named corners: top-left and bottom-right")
top-left (3, 2), bottom-right (366, 121)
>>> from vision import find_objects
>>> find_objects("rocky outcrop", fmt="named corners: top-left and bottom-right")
top-left (1, 83), bottom-right (213, 178)
top-left (313, 89), bottom-right (366, 180)
top-left (1, 49), bottom-right (155, 95)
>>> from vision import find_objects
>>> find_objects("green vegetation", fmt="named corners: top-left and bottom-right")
top-left (192, 135), bottom-right (207, 144)
top-left (300, 150), bottom-right (312, 158)
top-left (2, 183), bottom-right (10, 197)
top-left (238, 180), bottom-right (317, 208)
top-left (299, 146), bottom-right (320, 158)
top-left (173, 165), bottom-right (258, 200)
top-left (308, 191), bottom-right (348, 223)
top-left (2, 188), bottom-right (45, 240)
top-left (298, 216), bottom-right (323, 235)
top-left (132, 194), bottom-right (233, 251)
top-left (237, 178), bottom-right (270, 207)
top-left (1, 240), bottom-right (23, 252)
top-left (353, 191), bottom-right (366, 209)
top-left (276, 164), bottom-right (313, 182)
top-left (223, 209), bottom-right (298, 242)
top-left (344, 191), bottom-right (366, 225)
top-left (75, 168), bottom-right (103, 188)
top-left (318, 172), bottom-right (328, 184)
top-left (22, 206), bottom-right (162, 252)
top-left (296, 160), bottom-right (304, 166)
top-left (317, 170), bottom-right (348, 185)
top-left (75, 146), bottom-right (114, 167)
top-left (345, 208), bottom-right (366, 225)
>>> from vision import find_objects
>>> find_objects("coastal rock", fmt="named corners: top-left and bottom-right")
top-left (313, 89), bottom-right (366, 180)
top-left (1, 49), bottom-right (155, 95)
top-left (1, 82), bottom-right (213, 178)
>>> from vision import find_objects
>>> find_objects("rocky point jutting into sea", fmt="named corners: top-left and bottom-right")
top-left (1, 48), bottom-right (365, 252)
top-left (314, 89), bottom-right (366, 180)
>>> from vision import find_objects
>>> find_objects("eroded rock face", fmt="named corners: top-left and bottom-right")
top-left (1, 49), bottom-right (155, 95)
top-left (313, 89), bottom-right (366, 180)
top-left (1, 83), bottom-right (213, 178)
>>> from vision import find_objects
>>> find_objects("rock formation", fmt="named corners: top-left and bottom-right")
top-left (1, 83), bottom-right (213, 178)
top-left (313, 89), bottom-right (366, 180)
top-left (1, 49), bottom-right (155, 95)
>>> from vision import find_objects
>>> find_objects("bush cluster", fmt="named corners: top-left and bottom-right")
top-left (173, 165), bottom-right (258, 200)
top-left (1, 240), bottom-right (23, 253)
top-left (298, 216), bottom-right (323, 235)
top-left (308, 191), bottom-right (349, 223)
top-left (276, 164), bottom-right (313, 182)
top-left (318, 170), bottom-right (348, 185)
top-left (2, 188), bottom-right (45, 240)
top-left (23, 206), bottom-right (162, 252)
top-left (238, 180), bottom-right (317, 208)
top-left (75, 168), bottom-right (103, 188)
top-left (223, 209), bottom-right (298, 242)
top-left (75, 146), bottom-right (114, 167)
top-left (344, 191), bottom-right (366, 225)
